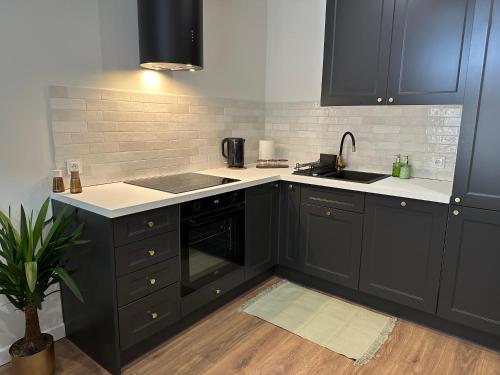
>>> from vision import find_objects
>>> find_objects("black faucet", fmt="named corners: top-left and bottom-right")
top-left (336, 132), bottom-right (356, 170)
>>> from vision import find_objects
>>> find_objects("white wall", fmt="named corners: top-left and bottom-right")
top-left (265, 0), bottom-right (326, 102)
top-left (0, 0), bottom-right (267, 364)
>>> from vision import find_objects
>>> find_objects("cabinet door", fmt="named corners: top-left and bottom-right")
top-left (321, 0), bottom-right (395, 106)
top-left (360, 195), bottom-right (447, 313)
top-left (438, 206), bottom-right (500, 335)
top-left (387, 0), bottom-right (475, 104)
top-left (453, 0), bottom-right (500, 211)
top-left (245, 183), bottom-right (279, 280)
top-left (299, 204), bottom-right (363, 289)
top-left (278, 182), bottom-right (301, 270)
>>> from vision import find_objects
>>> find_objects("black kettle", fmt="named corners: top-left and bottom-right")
top-left (222, 138), bottom-right (245, 168)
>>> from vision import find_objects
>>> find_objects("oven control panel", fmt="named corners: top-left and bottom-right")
top-left (181, 189), bottom-right (245, 218)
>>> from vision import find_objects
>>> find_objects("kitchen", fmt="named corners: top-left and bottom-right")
top-left (0, 0), bottom-right (499, 374)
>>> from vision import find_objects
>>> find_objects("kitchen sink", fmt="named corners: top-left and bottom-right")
top-left (322, 170), bottom-right (389, 184)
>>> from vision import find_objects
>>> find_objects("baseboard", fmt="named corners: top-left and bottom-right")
top-left (0, 323), bottom-right (66, 366)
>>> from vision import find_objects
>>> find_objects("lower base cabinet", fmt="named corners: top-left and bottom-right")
top-left (299, 203), bottom-right (363, 289)
top-left (278, 182), bottom-right (301, 270)
top-left (438, 206), bottom-right (500, 335)
top-left (359, 195), bottom-right (448, 313)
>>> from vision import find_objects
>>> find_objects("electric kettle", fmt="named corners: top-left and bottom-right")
top-left (221, 138), bottom-right (245, 168)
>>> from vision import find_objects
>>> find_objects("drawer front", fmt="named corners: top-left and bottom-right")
top-left (119, 283), bottom-right (180, 350)
top-left (301, 185), bottom-right (365, 213)
top-left (115, 232), bottom-right (179, 276)
top-left (114, 205), bottom-right (179, 247)
top-left (117, 258), bottom-right (180, 307)
top-left (181, 269), bottom-right (245, 317)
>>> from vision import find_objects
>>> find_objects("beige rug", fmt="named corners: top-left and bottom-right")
top-left (241, 280), bottom-right (397, 366)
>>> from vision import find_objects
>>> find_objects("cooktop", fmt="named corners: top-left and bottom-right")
top-left (124, 173), bottom-right (240, 194)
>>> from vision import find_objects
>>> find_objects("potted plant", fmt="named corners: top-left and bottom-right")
top-left (0, 198), bottom-right (86, 375)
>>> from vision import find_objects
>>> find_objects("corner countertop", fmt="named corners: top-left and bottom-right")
top-left (51, 167), bottom-right (453, 218)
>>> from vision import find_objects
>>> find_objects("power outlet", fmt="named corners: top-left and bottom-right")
top-left (432, 156), bottom-right (445, 169)
top-left (66, 159), bottom-right (83, 174)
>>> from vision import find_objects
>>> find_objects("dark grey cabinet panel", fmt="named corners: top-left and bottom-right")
top-left (438, 206), bottom-right (500, 335)
top-left (453, 0), bottom-right (500, 211)
top-left (387, 0), bottom-right (474, 104)
top-left (119, 283), bottom-right (180, 350)
top-left (278, 182), bottom-right (301, 269)
top-left (245, 183), bottom-right (280, 280)
top-left (299, 203), bottom-right (363, 289)
top-left (360, 195), bottom-right (448, 313)
top-left (117, 258), bottom-right (180, 307)
top-left (301, 185), bottom-right (365, 213)
top-left (321, 0), bottom-right (394, 106)
top-left (114, 205), bottom-right (179, 247)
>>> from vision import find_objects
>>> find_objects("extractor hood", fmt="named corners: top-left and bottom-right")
top-left (138, 0), bottom-right (203, 71)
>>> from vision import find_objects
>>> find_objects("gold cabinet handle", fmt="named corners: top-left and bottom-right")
top-left (289, 184), bottom-right (294, 191)
top-left (147, 221), bottom-right (155, 228)
top-left (377, 97), bottom-right (383, 103)
top-left (401, 201), bottom-right (407, 207)
top-left (388, 97), bottom-right (394, 103)
top-left (453, 210), bottom-right (460, 216)
top-left (148, 249), bottom-right (156, 257)
top-left (151, 312), bottom-right (158, 320)
top-left (326, 210), bottom-right (332, 217)
top-left (214, 289), bottom-right (222, 295)
top-left (149, 278), bottom-right (156, 286)
top-left (454, 197), bottom-right (461, 203)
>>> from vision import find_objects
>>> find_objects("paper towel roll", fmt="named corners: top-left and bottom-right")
top-left (259, 140), bottom-right (275, 160)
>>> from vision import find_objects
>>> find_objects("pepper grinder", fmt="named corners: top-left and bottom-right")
top-left (70, 170), bottom-right (83, 194)
top-left (52, 169), bottom-right (65, 193)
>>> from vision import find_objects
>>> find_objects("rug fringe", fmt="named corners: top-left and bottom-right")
top-left (354, 316), bottom-right (398, 367)
top-left (238, 279), bottom-right (290, 312)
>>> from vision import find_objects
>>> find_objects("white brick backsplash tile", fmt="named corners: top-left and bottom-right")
top-left (52, 121), bottom-right (87, 133)
top-left (67, 87), bottom-right (102, 100)
top-left (71, 133), bottom-right (105, 144)
top-left (50, 98), bottom-right (86, 110)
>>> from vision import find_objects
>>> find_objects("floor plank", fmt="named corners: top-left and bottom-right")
top-left (1, 276), bottom-right (499, 375)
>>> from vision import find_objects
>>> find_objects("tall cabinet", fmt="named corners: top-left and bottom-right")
top-left (438, 0), bottom-right (500, 335)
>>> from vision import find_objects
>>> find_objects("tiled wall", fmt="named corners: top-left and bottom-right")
top-left (265, 102), bottom-right (462, 181)
top-left (49, 86), bottom-right (461, 184)
top-left (48, 86), bottom-right (265, 186)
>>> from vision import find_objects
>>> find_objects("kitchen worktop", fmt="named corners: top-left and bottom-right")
top-left (51, 167), bottom-right (453, 218)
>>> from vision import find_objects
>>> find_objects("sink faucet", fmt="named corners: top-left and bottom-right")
top-left (336, 132), bottom-right (356, 170)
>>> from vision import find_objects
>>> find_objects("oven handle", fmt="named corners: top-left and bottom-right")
top-left (184, 204), bottom-right (245, 227)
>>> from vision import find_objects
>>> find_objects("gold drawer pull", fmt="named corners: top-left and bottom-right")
top-left (149, 278), bottom-right (156, 285)
top-left (401, 201), bottom-right (407, 207)
top-left (148, 249), bottom-right (156, 257)
top-left (214, 289), bottom-right (222, 295)
top-left (326, 210), bottom-right (332, 217)
top-left (453, 210), bottom-right (460, 216)
top-left (151, 312), bottom-right (158, 320)
top-left (147, 221), bottom-right (155, 228)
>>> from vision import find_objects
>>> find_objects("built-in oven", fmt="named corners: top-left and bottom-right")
top-left (180, 190), bottom-right (245, 297)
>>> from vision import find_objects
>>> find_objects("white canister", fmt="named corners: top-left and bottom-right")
top-left (259, 140), bottom-right (275, 160)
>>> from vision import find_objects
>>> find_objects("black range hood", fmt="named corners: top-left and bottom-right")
top-left (138, 0), bottom-right (203, 71)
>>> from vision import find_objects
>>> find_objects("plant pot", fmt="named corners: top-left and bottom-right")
top-left (9, 333), bottom-right (55, 375)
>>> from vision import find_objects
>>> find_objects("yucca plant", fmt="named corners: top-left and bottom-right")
top-left (0, 198), bottom-right (86, 358)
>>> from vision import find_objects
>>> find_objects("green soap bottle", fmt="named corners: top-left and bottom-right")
top-left (400, 156), bottom-right (411, 179)
top-left (392, 154), bottom-right (401, 177)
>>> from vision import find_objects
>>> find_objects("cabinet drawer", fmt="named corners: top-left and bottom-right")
top-left (114, 205), bottom-right (179, 247)
top-left (119, 283), bottom-right (180, 350)
top-left (301, 185), bottom-right (365, 213)
top-left (115, 232), bottom-right (179, 276)
top-left (181, 269), bottom-right (245, 317)
top-left (117, 258), bottom-right (180, 307)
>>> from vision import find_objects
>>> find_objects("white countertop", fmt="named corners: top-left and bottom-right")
top-left (52, 167), bottom-right (453, 218)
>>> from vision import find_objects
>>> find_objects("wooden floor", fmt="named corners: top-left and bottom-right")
top-left (2, 277), bottom-right (500, 375)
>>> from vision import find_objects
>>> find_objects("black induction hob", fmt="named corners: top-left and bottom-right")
top-left (124, 173), bottom-right (240, 194)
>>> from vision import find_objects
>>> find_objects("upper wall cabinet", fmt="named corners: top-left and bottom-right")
top-left (321, 0), bottom-right (475, 106)
top-left (452, 0), bottom-right (500, 211)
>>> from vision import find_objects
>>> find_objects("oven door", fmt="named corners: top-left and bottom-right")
top-left (180, 204), bottom-right (245, 296)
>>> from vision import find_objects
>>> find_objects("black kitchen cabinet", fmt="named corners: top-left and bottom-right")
top-left (452, 0), bottom-right (500, 211)
top-left (245, 183), bottom-right (280, 280)
top-left (359, 195), bottom-right (448, 313)
top-left (321, 0), bottom-right (475, 106)
top-left (438, 206), bottom-right (500, 335)
top-left (321, 0), bottom-right (394, 106)
top-left (278, 182), bottom-right (301, 270)
top-left (299, 203), bottom-right (363, 289)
